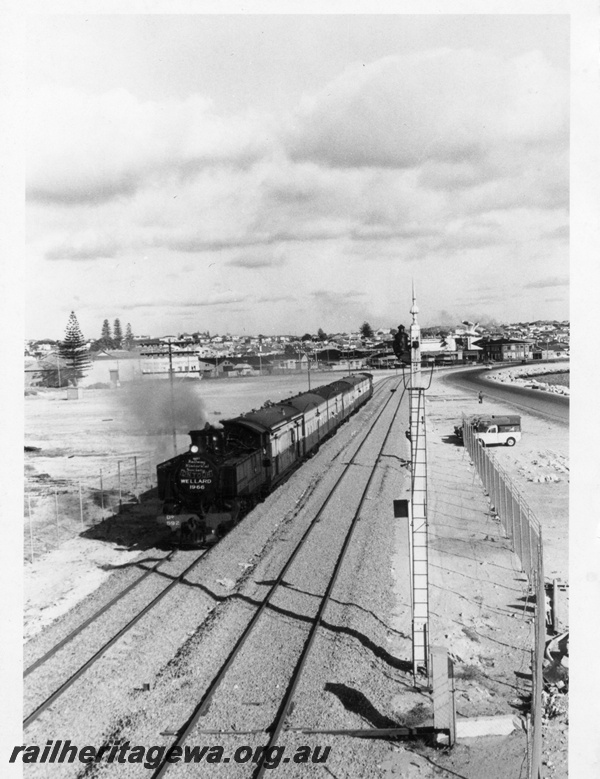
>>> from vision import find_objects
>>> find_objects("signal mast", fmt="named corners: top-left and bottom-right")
top-left (407, 287), bottom-right (430, 680)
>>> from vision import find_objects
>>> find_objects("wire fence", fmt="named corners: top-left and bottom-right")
top-left (462, 422), bottom-right (544, 779)
top-left (24, 454), bottom-right (161, 564)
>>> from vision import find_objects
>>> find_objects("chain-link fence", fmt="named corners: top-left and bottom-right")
top-left (462, 421), bottom-right (544, 779)
top-left (24, 454), bottom-right (161, 564)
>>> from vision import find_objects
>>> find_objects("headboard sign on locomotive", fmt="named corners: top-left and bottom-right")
top-left (157, 373), bottom-right (373, 545)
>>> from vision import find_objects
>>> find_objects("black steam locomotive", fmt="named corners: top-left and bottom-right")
top-left (157, 373), bottom-right (373, 544)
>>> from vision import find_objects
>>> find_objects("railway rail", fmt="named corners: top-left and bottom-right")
top-left (23, 550), bottom-right (207, 728)
top-left (148, 379), bottom-right (407, 778)
top-left (23, 376), bottom-right (395, 732)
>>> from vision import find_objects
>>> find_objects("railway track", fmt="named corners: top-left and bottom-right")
top-left (23, 376), bottom-right (396, 733)
top-left (147, 379), bottom-right (408, 778)
top-left (23, 549), bottom-right (208, 728)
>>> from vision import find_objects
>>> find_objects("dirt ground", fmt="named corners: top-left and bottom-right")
top-left (20, 368), bottom-right (569, 777)
top-left (425, 368), bottom-right (568, 779)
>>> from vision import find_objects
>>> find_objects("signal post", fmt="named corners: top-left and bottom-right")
top-left (408, 292), bottom-right (430, 680)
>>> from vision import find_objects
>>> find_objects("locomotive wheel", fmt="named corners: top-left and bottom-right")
top-left (180, 517), bottom-right (206, 546)
top-left (216, 520), bottom-right (235, 538)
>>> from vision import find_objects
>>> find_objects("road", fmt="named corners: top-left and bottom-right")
top-left (440, 365), bottom-right (569, 425)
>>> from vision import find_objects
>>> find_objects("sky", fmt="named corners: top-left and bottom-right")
top-left (25, 13), bottom-right (570, 340)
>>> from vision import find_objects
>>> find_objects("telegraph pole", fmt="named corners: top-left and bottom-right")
top-left (167, 338), bottom-right (177, 455)
top-left (408, 287), bottom-right (430, 681)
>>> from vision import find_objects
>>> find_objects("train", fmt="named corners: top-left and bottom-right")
top-left (156, 373), bottom-right (374, 544)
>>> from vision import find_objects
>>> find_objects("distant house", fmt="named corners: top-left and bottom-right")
top-left (532, 342), bottom-right (569, 360)
top-left (367, 354), bottom-right (397, 369)
top-left (83, 350), bottom-right (144, 386)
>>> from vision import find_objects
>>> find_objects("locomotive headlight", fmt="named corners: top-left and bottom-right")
top-left (190, 444), bottom-right (199, 454)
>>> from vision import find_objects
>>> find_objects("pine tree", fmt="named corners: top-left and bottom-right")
top-left (100, 319), bottom-right (113, 349)
top-left (58, 311), bottom-right (91, 385)
top-left (317, 328), bottom-right (327, 341)
top-left (360, 321), bottom-right (374, 339)
top-left (123, 323), bottom-right (134, 350)
top-left (113, 318), bottom-right (123, 349)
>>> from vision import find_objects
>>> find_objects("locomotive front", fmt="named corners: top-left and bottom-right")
top-left (157, 428), bottom-right (239, 545)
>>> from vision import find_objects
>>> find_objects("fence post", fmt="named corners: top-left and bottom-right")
top-left (500, 477), bottom-right (506, 538)
top-left (134, 455), bottom-right (138, 488)
top-left (515, 494), bottom-right (525, 570)
top-left (118, 460), bottom-right (122, 508)
top-left (27, 496), bottom-right (34, 563)
top-left (79, 481), bottom-right (84, 530)
top-left (528, 510), bottom-right (535, 578)
top-left (503, 479), bottom-right (510, 543)
top-left (100, 469), bottom-right (105, 512)
top-left (54, 488), bottom-right (60, 546)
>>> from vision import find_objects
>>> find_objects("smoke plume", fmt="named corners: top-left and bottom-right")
top-left (115, 379), bottom-right (208, 460)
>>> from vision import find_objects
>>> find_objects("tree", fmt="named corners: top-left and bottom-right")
top-left (301, 333), bottom-right (313, 342)
top-left (360, 321), bottom-right (374, 339)
top-left (113, 318), bottom-right (123, 349)
top-left (58, 311), bottom-right (91, 385)
top-left (100, 319), bottom-right (113, 350)
top-left (123, 322), bottom-right (134, 350)
top-left (317, 328), bottom-right (327, 341)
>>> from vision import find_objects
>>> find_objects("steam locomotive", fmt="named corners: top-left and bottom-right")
top-left (157, 373), bottom-right (374, 544)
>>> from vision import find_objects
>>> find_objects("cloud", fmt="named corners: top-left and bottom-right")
top-left (29, 45), bottom-right (568, 277)
top-left (27, 87), bottom-right (275, 205)
top-left (286, 49), bottom-right (567, 170)
top-left (46, 238), bottom-right (119, 260)
top-left (525, 276), bottom-right (569, 289)
top-left (254, 295), bottom-right (295, 303)
top-left (119, 292), bottom-right (248, 310)
top-left (26, 42), bottom-right (569, 334)
top-left (544, 225), bottom-right (569, 241)
top-left (227, 254), bottom-right (286, 269)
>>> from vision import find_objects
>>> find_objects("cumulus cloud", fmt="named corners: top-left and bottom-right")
top-left (29, 45), bottom-right (568, 275)
top-left (285, 49), bottom-right (567, 170)
top-left (26, 41), bottom-right (569, 333)
top-left (27, 87), bottom-right (275, 205)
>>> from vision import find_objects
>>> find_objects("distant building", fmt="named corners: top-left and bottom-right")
top-left (532, 341), bottom-right (569, 360)
top-left (475, 338), bottom-right (533, 362)
top-left (140, 345), bottom-right (202, 375)
top-left (83, 350), bottom-right (144, 386)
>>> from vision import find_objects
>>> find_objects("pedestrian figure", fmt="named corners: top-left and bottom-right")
top-left (478, 391), bottom-right (483, 404)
